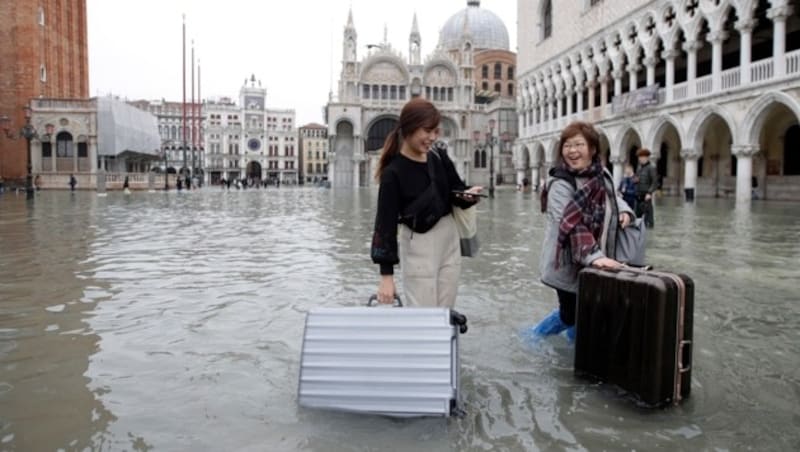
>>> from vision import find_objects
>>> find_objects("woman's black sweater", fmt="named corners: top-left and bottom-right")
top-left (370, 149), bottom-right (473, 275)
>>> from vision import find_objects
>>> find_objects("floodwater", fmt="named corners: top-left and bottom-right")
top-left (0, 188), bottom-right (798, 451)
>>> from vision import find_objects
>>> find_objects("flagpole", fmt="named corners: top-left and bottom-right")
top-left (191, 39), bottom-right (195, 185)
top-left (182, 14), bottom-right (188, 188)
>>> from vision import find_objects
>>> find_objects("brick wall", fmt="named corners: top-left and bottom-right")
top-left (0, 0), bottom-right (88, 181)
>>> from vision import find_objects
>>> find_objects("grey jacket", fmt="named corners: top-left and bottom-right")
top-left (539, 169), bottom-right (634, 293)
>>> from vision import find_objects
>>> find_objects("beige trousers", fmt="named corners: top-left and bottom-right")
top-left (398, 214), bottom-right (462, 308)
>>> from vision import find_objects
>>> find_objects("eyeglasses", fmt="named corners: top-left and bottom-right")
top-left (562, 141), bottom-right (588, 150)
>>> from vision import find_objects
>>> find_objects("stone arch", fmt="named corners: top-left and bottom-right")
top-left (648, 114), bottom-right (686, 153)
top-left (688, 105), bottom-right (737, 151)
top-left (611, 122), bottom-right (644, 159)
top-left (360, 55), bottom-right (410, 83)
top-left (364, 115), bottom-right (399, 152)
top-left (740, 91), bottom-right (800, 145)
top-left (439, 115), bottom-right (459, 143)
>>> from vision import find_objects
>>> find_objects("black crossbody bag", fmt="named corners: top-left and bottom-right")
top-left (399, 151), bottom-right (446, 234)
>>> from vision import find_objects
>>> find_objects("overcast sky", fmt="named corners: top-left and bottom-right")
top-left (86, 0), bottom-right (517, 126)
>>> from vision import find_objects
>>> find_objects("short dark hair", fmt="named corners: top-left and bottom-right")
top-left (558, 121), bottom-right (600, 159)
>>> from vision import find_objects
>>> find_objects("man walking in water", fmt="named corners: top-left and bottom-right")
top-left (635, 148), bottom-right (657, 228)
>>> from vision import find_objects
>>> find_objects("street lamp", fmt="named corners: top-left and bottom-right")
top-left (0, 106), bottom-right (38, 200)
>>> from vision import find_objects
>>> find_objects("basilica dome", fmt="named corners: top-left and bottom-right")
top-left (437, 1), bottom-right (509, 51)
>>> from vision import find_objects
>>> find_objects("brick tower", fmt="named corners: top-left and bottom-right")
top-left (0, 0), bottom-right (89, 182)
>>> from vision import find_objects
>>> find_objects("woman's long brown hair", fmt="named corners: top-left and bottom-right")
top-left (374, 97), bottom-right (441, 181)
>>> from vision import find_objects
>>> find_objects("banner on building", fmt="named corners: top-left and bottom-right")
top-left (611, 84), bottom-right (660, 114)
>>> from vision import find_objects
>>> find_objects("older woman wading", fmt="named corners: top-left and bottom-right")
top-left (370, 98), bottom-right (484, 307)
top-left (532, 121), bottom-right (635, 340)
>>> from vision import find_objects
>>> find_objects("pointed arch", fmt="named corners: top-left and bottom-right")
top-left (611, 122), bottom-right (644, 158)
top-left (740, 91), bottom-right (800, 145)
top-left (687, 105), bottom-right (737, 151)
top-left (647, 114), bottom-right (686, 154)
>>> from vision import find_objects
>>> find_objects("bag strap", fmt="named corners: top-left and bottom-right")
top-left (539, 167), bottom-right (576, 213)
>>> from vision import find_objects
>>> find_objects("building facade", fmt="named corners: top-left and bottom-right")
top-left (26, 96), bottom-right (161, 190)
top-left (298, 123), bottom-right (329, 184)
top-left (516, 0), bottom-right (800, 201)
top-left (204, 75), bottom-right (298, 185)
top-left (0, 0), bottom-right (89, 182)
top-left (129, 99), bottom-right (204, 179)
top-left (325, 1), bottom-right (518, 189)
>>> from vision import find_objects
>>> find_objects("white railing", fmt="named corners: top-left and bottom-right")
top-left (695, 75), bottom-right (713, 96)
top-left (787, 49), bottom-right (800, 75)
top-left (721, 67), bottom-right (741, 90)
top-left (673, 82), bottom-right (688, 101)
top-left (751, 58), bottom-right (774, 82)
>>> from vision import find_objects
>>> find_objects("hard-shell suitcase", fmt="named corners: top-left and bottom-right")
top-left (298, 297), bottom-right (468, 417)
top-left (574, 267), bottom-right (693, 407)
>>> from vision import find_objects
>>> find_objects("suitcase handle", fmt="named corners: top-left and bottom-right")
top-left (367, 294), bottom-right (403, 307)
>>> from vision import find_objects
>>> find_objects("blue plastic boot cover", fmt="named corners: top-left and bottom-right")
top-left (531, 308), bottom-right (569, 336)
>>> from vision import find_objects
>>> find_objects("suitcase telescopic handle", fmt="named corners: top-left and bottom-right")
top-left (367, 294), bottom-right (403, 307)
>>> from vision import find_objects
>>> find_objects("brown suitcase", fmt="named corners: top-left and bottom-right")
top-left (574, 267), bottom-right (693, 407)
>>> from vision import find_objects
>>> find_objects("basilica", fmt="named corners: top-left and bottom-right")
top-left (325, 1), bottom-right (518, 188)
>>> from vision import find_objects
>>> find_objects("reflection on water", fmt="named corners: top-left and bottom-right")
top-left (1, 189), bottom-right (798, 451)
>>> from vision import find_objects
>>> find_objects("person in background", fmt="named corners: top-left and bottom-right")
top-left (69, 174), bottom-right (77, 192)
top-left (371, 98), bottom-right (483, 308)
top-left (635, 148), bottom-right (658, 228)
top-left (532, 121), bottom-right (634, 341)
top-left (619, 163), bottom-right (637, 212)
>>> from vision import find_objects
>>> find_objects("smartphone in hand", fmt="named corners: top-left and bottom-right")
top-left (452, 190), bottom-right (488, 198)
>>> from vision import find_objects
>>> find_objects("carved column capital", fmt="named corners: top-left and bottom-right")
top-left (767, 5), bottom-right (794, 22)
top-left (732, 145), bottom-right (760, 158)
top-left (735, 19), bottom-right (756, 33)
top-left (661, 49), bottom-right (680, 61)
top-left (682, 40), bottom-right (703, 53)
top-left (608, 154), bottom-right (627, 165)
top-left (706, 30), bottom-right (729, 45)
top-left (643, 56), bottom-right (657, 68)
top-left (680, 148), bottom-right (701, 160)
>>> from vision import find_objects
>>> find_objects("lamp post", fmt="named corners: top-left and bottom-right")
top-left (1, 106), bottom-right (38, 200)
top-left (486, 119), bottom-right (498, 198)
top-left (472, 120), bottom-right (498, 198)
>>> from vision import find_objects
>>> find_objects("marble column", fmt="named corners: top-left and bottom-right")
top-left (736, 20), bottom-right (755, 84)
top-left (708, 30), bottom-right (728, 92)
top-left (628, 65), bottom-right (640, 91)
top-left (644, 57), bottom-right (656, 87)
top-left (768, 5), bottom-right (792, 77)
top-left (587, 80), bottom-right (596, 110)
top-left (683, 40), bottom-right (701, 97)
top-left (610, 154), bottom-right (626, 188)
top-left (680, 148), bottom-right (701, 201)
top-left (613, 70), bottom-right (624, 97)
top-left (600, 76), bottom-right (609, 108)
top-left (732, 144), bottom-right (759, 202)
top-left (663, 49), bottom-right (678, 102)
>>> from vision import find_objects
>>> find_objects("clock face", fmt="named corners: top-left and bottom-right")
top-left (248, 138), bottom-right (261, 151)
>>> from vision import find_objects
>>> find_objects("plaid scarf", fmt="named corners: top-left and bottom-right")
top-left (555, 160), bottom-right (606, 267)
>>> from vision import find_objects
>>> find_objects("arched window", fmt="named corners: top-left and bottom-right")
top-left (482, 65), bottom-right (489, 79)
top-left (494, 63), bottom-right (502, 79)
top-left (367, 118), bottom-right (398, 151)
top-left (494, 83), bottom-right (501, 93)
top-left (543, 0), bottom-right (553, 39)
top-left (508, 66), bottom-right (514, 79)
top-left (482, 82), bottom-right (489, 91)
top-left (56, 132), bottom-right (74, 157)
top-left (474, 149), bottom-right (481, 168)
top-left (481, 150), bottom-right (487, 168)
top-left (507, 83), bottom-right (514, 96)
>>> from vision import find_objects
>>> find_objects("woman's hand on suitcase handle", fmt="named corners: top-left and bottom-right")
top-left (591, 256), bottom-right (623, 270)
top-left (377, 275), bottom-right (396, 304)
top-left (619, 212), bottom-right (633, 228)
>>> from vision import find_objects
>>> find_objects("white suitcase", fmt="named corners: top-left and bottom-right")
top-left (298, 297), bottom-right (467, 417)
